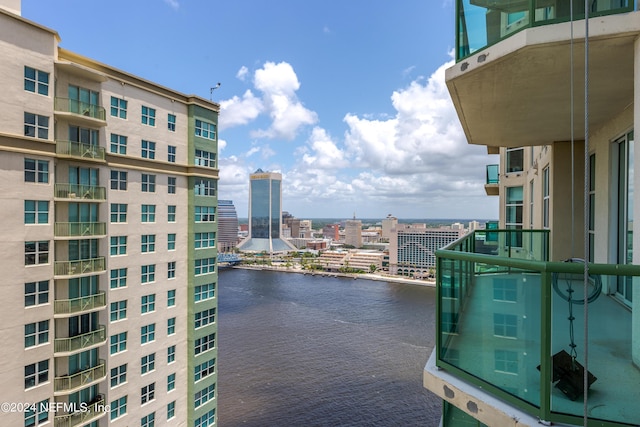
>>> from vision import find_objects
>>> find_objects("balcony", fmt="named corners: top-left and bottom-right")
top-left (485, 164), bottom-right (499, 196)
top-left (54, 183), bottom-right (106, 202)
top-left (54, 97), bottom-right (106, 125)
top-left (56, 140), bottom-right (106, 162)
top-left (54, 291), bottom-right (106, 317)
top-left (428, 230), bottom-right (640, 426)
top-left (54, 394), bottom-right (106, 427)
top-left (54, 257), bottom-right (105, 278)
top-left (54, 325), bottom-right (106, 356)
top-left (54, 360), bottom-right (106, 395)
top-left (54, 222), bottom-right (106, 239)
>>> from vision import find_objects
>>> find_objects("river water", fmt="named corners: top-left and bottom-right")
top-left (217, 268), bottom-right (442, 426)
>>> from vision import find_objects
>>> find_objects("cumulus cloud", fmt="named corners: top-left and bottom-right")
top-left (236, 66), bottom-right (249, 81)
top-left (302, 127), bottom-right (349, 169)
top-left (218, 90), bottom-right (263, 130)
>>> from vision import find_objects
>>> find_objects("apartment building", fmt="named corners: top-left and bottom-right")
top-left (424, 2), bottom-right (640, 426)
top-left (0, 3), bottom-right (218, 427)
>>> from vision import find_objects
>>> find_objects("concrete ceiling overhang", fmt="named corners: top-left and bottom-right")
top-left (446, 12), bottom-right (640, 148)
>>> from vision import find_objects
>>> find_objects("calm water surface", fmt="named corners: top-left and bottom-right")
top-left (217, 268), bottom-right (441, 426)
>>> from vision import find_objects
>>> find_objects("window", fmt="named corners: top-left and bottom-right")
top-left (168, 176), bottom-right (176, 194)
top-left (141, 325), bottom-right (156, 345)
top-left (142, 265), bottom-right (156, 284)
top-left (195, 409), bottom-right (215, 427)
top-left (24, 200), bottom-right (49, 224)
top-left (493, 313), bottom-right (518, 338)
top-left (167, 373), bottom-right (176, 391)
top-left (495, 350), bottom-right (518, 374)
top-left (24, 66), bottom-right (49, 95)
top-left (141, 353), bottom-right (155, 373)
top-left (506, 147), bottom-right (524, 173)
top-left (195, 232), bottom-right (216, 249)
top-left (168, 234), bottom-right (176, 251)
top-left (25, 241), bottom-right (49, 265)
top-left (110, 396), bottom-right (127, 421)
top-left (142, 140), bottom-right (156, 159)
top-left (168, 205), bottom-right (176, 222)
top-left (141, 106), bottom-right (156, 126)
top-left (141, 294), bottom-right (156, 313)
top-left (195, 283), bottom-right (215, 302)
top-left (24, 112), bottom-right (49, 139)
top-left (110, 170), bottom-right (127, 190)
top-left (194, 384), bottom-right (215, 408)
top-left (110, 133), bottom-right (127, 155)
top-left (505, 186), bottom-right (524, 247)
top-left (195, 149), bottom-right (216, 168)
top-left (195, 258), bottom-right (216, 275)
top-left (141, 412), bottom-right (155, 427)
top-left (194, 358), bottom-right (215, 382)
top-left (110, 204), bottom-right (127, 223)
top-left (194, 333), bottom-right (216, 355)
top-left (25, 359), bottom-right (49, 389)
top-left (167, 317), bottom-right (176, 335)
top-left (110, 96), bottom-right (127, 119)
top-left (110, 236), bottom-right (127, 256)
top-left (195, 119), bottom-right (216, 140)
top-left (168, 345), bottom-right (176, 363)
top-left (141, 204), bottom-right (156, 222)
top-left (142, 174), bottom-right (156, 192)
top-left (194, 179), bottom-right (216, 196)
top-left (110, 300), bottom-right (127, 322)
top-left (25, 320), bottom-right (49, 348)
top-left (168, 261), bottom-right (176, 279)
top-left (543, 166), bottom-right (550, 229)
top-left (195, 308), bottom-right (215, 329)
top-left (25, 281), bottom-right (49, 306)
top-left (24, 398), bottom-right (48, 427)
top-left (110, 268), bottom-right (127, 289)
top-left (141, 235), bottom-right (156, 253)
top-left (195, 206), bottom-right (215, 222)
top-left (168, 114), bottom-right (176, 131)
top-left (110, 364), bottom-right (127, 388)
top-left (167, 401), bottom-right (176, 420)
top-left (141, 383), bottom-right (155, 405)
top-left (168, 145), bottom-right (176, 162)
top-left (167, 289), bottom-right (176, 307)
top-left (24, 159), bottom-right (49, 183)
top-left (110, 332), bottom-right (127, 355)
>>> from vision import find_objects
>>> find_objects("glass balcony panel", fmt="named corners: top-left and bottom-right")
top-left (54, 291), bottom-right (106, 316)
top-left (54, 257), bottom-right (105, 276)
top-left (54, 325), bottom-right (106, 354)
top-left (486, 164), bottom-right (499, 184)
top-left (54, 360), bottom-right (106, 393)
top-left (54, 183), bottom-right (106, 201)
top-left (56, 140), bottom-right (106, 161)
top-left (54, 97), bottom-right (105, 121)
top-left (54, 222), bottom-right (106, 238)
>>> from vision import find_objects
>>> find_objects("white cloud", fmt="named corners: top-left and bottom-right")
top-left (164, 0), bottom-right (179, 10)
top-left (302, 127), bottom-right (349, 169)
top-left (218, 138), bottom-right (227, 152)
top-left (236, 66), bottom-right (249, 81)
top-left (218, 90), bottom-right (263, 130)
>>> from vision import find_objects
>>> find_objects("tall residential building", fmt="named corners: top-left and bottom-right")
top-left (217, 200), bottom-right (239, 252)
top-left (237, 169), bottom-right (295, 253)
top-left (424, 2), bottom-right (640, 426)
top-left (381, 214), bottom-right (398, 240)
top-left (344, 218), bottom-right (363, 248)
top-left (0, 3), bottom-right (218, 426)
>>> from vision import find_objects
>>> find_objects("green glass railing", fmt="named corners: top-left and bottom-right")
top-left (54, 183), bottom-right (106, 201)
top-left (54, 291), bottom-right (106, 316)
top-left (54, 257), bottom-right (105, 276)
top-left (54, 97), bottom-right (106, 121)
top-left (54, 326), bottom-right (106, 354)
top-left (486, 164), bottom-right (499, 185)
top-left (53, 394), bottom-right (106, 427)
top-left (457, 0), bottom-right (634, 61)
top-left (54, 360), bottom-right (106, 393)
top-left (54, 222), bottom-right (106, 237)
top-left (56, 140), bottom-right (106, 161)
top-left (436, 230), bottom-right (640, 426)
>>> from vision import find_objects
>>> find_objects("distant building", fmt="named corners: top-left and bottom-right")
top-left (381, 214), bottom-right (398, 240)
top-left (468, 220), bottom-right (481, 232)
top-left (322, 224), bottom-right (340, 241)
top-left (344, 218), bottom-right (363, 247)
top-left (218, 199), bottom-right (239, 252)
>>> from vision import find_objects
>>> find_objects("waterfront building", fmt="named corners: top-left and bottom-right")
top-left (344, 217), bottom-right (363, 248)
top-left (218, 200), bottom-right (239, 252)
top-left (381, 214), bottom-right (398, 241)
top-left (0, 2), bottom-right (219, 426)
top-left (237, 169), bottom-right (295, 253)
top-left (424, 2), bottom-right (640, 426)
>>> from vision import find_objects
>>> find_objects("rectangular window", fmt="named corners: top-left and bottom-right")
top-left (110, 268), bottom-right (127, 289)
top-left (166, 205), bottom-right (176, 223)
top-left (493, 313), bottom-right (518, 338)
top-left (24, 398), bottom-right (49, 426)
top-left (195, 283), bottom-right (215, 302)
top-left (110, 396), bottom-right (127, 421)
top-left (168, 176), bottom-right (176, 194)
top-left (110, 332), bottom-right (127, 355)
top-left (24, 200), bottom-right (49, 224)
top-left (141, 106), bottom-right (156, 126)
top-left (141, 235), bottom-right (156, 253)
top-left (194, 178), bottom-right (216, 196)
top-left (168, 114), bottom-right (176, 131)
top-left (110, 133), bottom-right (127, 155)
top-left (194, 384), bottom-right (216, 408)
top-left (167, 401), bottom-right (176, 420)
top-left (110, 364), bottom-right (127, 388)
top-left (141, 294), bottom-right (156, 313)
top-left (195, 206), bottom-right (216, 222)
top-left (168, 233), bottom-right (176, 251)
top-left (167, 317), bottom-right (176, 335)
top-left (194, 333), bottom-right (215, 355)
top-left (24, 159), bottom-right (49, 183)
top-left (141, 265), bottom-right (156, 284)
top-left (24, 112), bottom-right (49, 139)
top-left (110, 236), bottom-right (127, 256)
top-left (543, 166), bottom-right (550, 229)
top-left (24, 66), bottom-right (49, 95)
top-left (195, 232), bottom-right (216, 249)
top-left (168, 345), bottom-right (176, 363)
top-left (110, 203), bottom-right (127, 223)
top-left (495, 350), bottom-right (519, 374)
top-left (195, 119), bottom-right (216, 140)
top-left (167, 289), bottom-right (176, 307)
top-left (141, 412), bottom-right (155, 427)
top-left (506, 147), bottom-right (524, 173)
top-left (195, 308), bottom-right (216, 329)
top-left (194, 358), bottom-right (216, 382)
top-left (168, 145), bottom-right (176, 162)
top-left (142, 174), bottom-right (156, 192)
top-left (25, 281), bottom-right (49, 306)
top-left (195, 258), bottom-right (216, 275)
top-left (141, 353), bottom-right (155, 373)
top-left (110, 300), bottom-right (127, 322)
top-left (25, 241), bottom-right (49, 265)
top-left (493, 279), bottom-right (517, 302)
top-left (141, 204), bottom-right (156, 222)
top-left (505, 186), bottom-right (524, 247)
top-left (110, 170), bottom-right (127, 191)
top-left (110, 96), bottom-right (128, 119)
top-left (167, 373), bottom-right (176, 391)
top-left (141, 325), bottom-right (156, 345)
top-left (25, 320), bottom-right (49, 348)
top-left (25, 359), bottom-right (49, 389)
top-left (168, 261), bottom-right (176, 279)
top-left (195, 410), bottom-right (216, 427)
top-left (195, 149), bottom-right (216, 168)
top-left (141, 140), bottom-right (156, 159)
top-left (141, 383), bottom-right (155, 405)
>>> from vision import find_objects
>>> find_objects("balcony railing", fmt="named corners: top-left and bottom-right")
top-left (435, 230), bottom-right (640, 426)
top-left (486, 164), bottom-right (499, 185)
top-left (54, 183), bottom-right (106, 201)
top-left (56, 140), bottom-right (106, 161)
top-left (54, 97), bottom-right (106, 121)
top-left (54, 292), bottom-right (106, 316)
top-left (54, 257), bottom-right (105, 277)
top-left (54, 394), bottom-right (106, 427)
top-left (54, 222), bottom-right (106, 238)
top-left (54, 360), bottom-right (106, 394)
top-left (54, 325), bottom-right (106, 355)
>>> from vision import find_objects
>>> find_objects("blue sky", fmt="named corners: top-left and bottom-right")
top-left (23, 0), bottom-right (498, 220)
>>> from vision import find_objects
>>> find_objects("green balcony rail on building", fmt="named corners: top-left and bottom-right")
top-left (435, 230), bottom-right (640, 427)
top-left (456, 0), bottom-right (635, 61)
top-left (54, 222), bottom-right (106, 238)
top-left (53, 394), bottom-right (106, 427)
top-left (54, 183), bottom-right (106, 201)
top-left (54, 97), bottom-right (106, 121)
top-left (54, 360), bottom-right (106, 393)
top-left (54, 291), bottom-right (106, 316)
top-left (54, 257), bottom-right (105, 277)
top-left (56, 140), bottom-right (106, 161)
top-left (486, 164), bottom-right (499, 185)
top-left (54, 326), bottom-right (106, 355)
